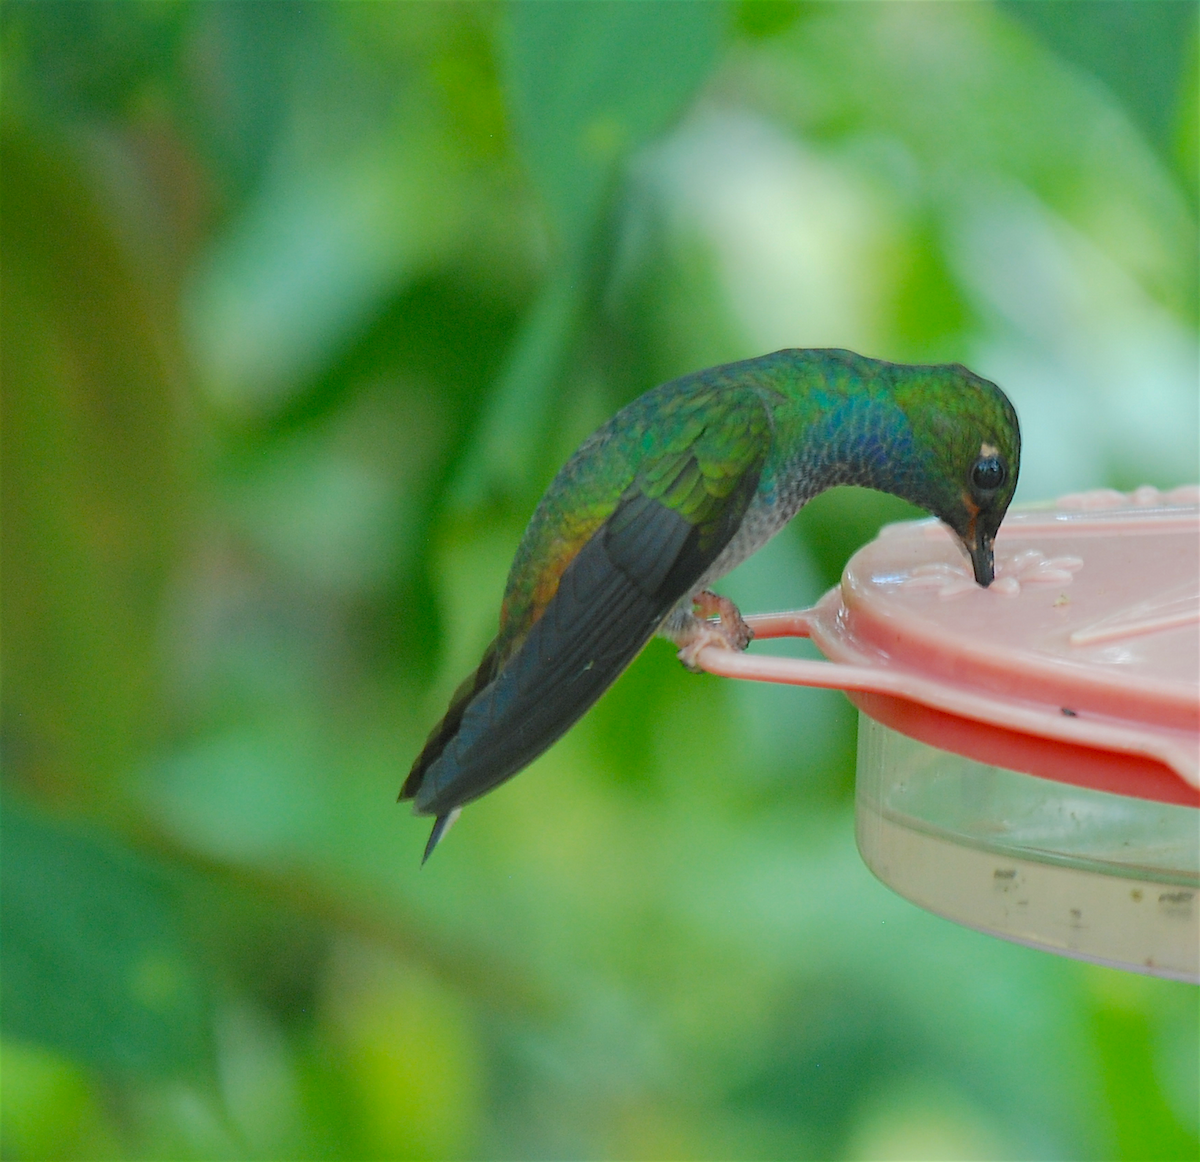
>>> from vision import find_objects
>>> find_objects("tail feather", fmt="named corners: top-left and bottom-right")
top-left (400, 639), bottom-right (499, 802)
top-left (406, 493), bottom-right (700, 819)
top-left (413, 558), bottom-right (661, 816)
top-left (401, 473), bottom-right (761, 856)
top-left (421, 809), bottom-right (461, 864)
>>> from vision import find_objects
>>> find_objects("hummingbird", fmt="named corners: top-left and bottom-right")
top-left (402, 348), bottom-right (1020, 860)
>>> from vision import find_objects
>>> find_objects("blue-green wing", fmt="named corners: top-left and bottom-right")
top-left (402, 381), bottom-right (772, 833)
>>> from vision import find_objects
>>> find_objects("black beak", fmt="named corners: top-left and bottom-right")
top-left (969, 534), bottom-right (994, 587)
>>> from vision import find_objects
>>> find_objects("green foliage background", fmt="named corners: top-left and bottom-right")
top-left (2, 2), bottom-right (1197, 1159)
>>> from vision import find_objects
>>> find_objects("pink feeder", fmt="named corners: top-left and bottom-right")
top-left (697, 486), bottom-right (1199, 981)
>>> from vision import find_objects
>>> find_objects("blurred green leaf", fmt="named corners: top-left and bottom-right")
top-left (1089, 973), bottom-right (1200, 1162)
top-left (184, 5), bottom-right (492, 421)
top-left (451, 267), bottom-right (588, 505)
top-left (183, 1), bottom-right (313, 198)
top-left (321, 941), bottom-right (483, 1160)
top-left (503, 0), bottom-right (728, 255)
top-left (735, 0), bottom-right (812, 42)
top-left (1000, 0), bottom-right (1197, 176)
top-left (0, 800), bottom-right (211, 1078)
top-left (2, 0), bottom-right (187, 120)
top-left (0, 1039), bottom-right (115, 1160)
top-left (187, 118), bottom-right (471, 418)
top-left (501, 0), bottom-right (724, 255)
top-left (0, 122), bottom-right (183, 809)
top-left (459, 0), bottom-right (729, 503)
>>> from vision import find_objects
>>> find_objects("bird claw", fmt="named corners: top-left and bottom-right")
top-left (675, 590), bottom-right (754, 671)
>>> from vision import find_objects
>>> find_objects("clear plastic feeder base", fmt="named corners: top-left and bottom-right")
top-left (855, 714), bottom-right (1199, 982)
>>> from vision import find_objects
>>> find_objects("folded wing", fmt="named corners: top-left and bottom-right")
top-left (402, 385), bottom-right (772, 833)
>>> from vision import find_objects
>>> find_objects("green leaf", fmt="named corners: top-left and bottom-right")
top-left (0, 800), bottom-right (211, 1078)
top-left (502, 0), bottom-right (729, 256)
top-left (1000, 0), bottom-right (1196, 169)
top-left (460, 1), bottom-right (729, 503)
top-left (450, 265), bottom-right (587, 506)
top-left (0, 122), bottom-right (183, 810)
top-left (186, 116), bottom-right (471, 419)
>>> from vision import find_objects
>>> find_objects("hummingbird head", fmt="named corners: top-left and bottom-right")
top-left (897, 364), bottom-right (1021, 587)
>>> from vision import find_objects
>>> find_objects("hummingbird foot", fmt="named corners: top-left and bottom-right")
top-left (670, 590), bottom-right (755, 671)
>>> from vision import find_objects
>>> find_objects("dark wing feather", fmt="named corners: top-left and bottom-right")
top-left (406, 461), bottom-right (760, 818)
top-left (399, 640), bottom-right (499, 802)
top-left (402, 384), bottom-right (773, 828)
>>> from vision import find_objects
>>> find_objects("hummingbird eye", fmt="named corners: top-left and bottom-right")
top-left (971, 454), bottom-right (1005, 492)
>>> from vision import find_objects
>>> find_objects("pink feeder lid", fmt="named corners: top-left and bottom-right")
top-left (697, 485), bottom-right (1200, 807)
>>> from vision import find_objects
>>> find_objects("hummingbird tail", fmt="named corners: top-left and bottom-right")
top-left (421, 808), bottom-right (462, 865)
